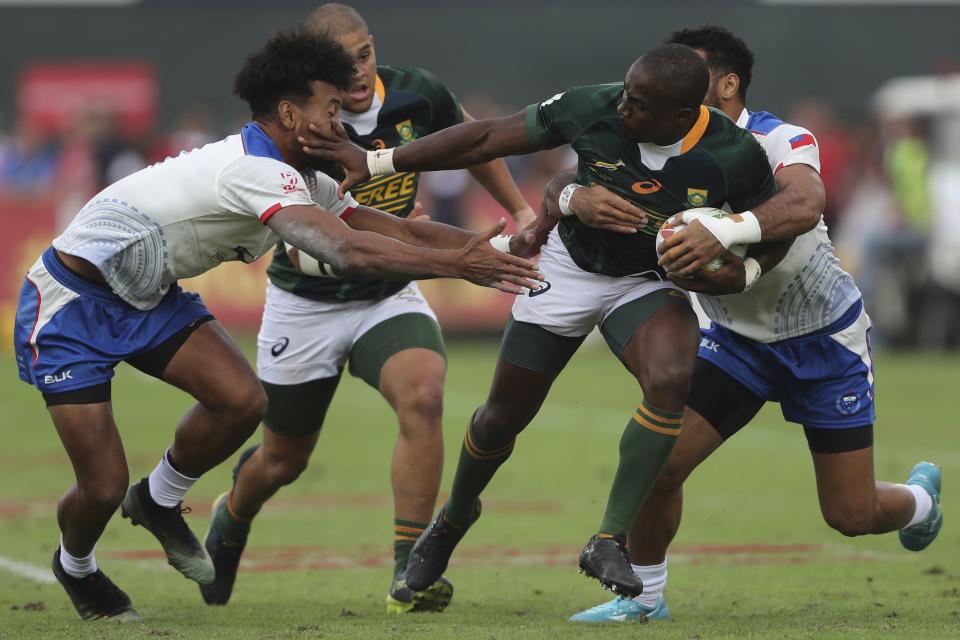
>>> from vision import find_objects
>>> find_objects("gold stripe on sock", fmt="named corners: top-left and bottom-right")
top-left (394, 535), bottom-right (419, 541)
top-left (464, 427), bottom-right (515, 460)
top-left (632, 411), bottom-right (682, 437)
top-left (395, 525), bottom-right (425, 535)
top-left (225, 491), bottom-right (253, 523)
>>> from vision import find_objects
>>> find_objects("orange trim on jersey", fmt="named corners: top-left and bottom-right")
top-left (680, 105), bottom-right (710, 155)
top-left (260, 202), bottom-right (284, 223)
top-left (374, 75), bottom-right (385, 103)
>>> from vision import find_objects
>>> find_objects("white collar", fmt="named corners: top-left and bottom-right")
top-left (736, 107), bottom-right (750, 128)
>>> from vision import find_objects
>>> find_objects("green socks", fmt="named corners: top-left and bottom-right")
top-left (393, 519), bottom-right (428, 576)
top-left (443, 419), bottom-right (515, 527)
top-left (213, 492), bottom-right (251, 546)
top-left (598, 400), bottom-right (684, 536)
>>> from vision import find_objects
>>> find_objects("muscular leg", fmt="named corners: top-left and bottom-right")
top-left (627, 408), bottom-right (724, 565)
top-left (379, 348), bottom-right (446, 541)
top-left (443, 318), bottom-right (585, 526)
top-left (596, 301), bottom-right (700, 536)
top-left (230, 375), bottom-right (340, 520)
top-left (51, 401), bottom-right (129, 558)
top-left (161, 321), bottom-right (267, 477)
top-left (810, 442), bottom-right (915, 536)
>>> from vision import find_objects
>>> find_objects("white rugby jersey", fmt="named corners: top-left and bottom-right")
top-left (696, 109), bottom-right (861, 343)
top-left (53, 123), bottom-right (357, 310)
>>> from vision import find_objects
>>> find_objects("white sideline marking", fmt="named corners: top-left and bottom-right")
top-left (0, 555), bottom-right (56, 584)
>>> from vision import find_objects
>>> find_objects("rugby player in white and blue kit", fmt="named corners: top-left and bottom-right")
top-left (11, 28), bottom-right (540, 621)
top-left (565, 26), bottom-right (942, 622)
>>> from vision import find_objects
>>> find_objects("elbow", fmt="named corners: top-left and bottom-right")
top-left (334, 246), bottom-right (369, 277)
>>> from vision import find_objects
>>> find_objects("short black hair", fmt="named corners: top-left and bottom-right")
top-left (636, 43), bottom-right (709, 110)
top-left (666, 25), bottom-right (754, 101)
top-left (233, 27), bottom-right (355, 118)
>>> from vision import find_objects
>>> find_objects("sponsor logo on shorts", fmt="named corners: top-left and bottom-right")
top-left (271, 337), bottom-right (290, 357)
top-left (699, 337), bottom-right (719, 353)
top-left (836, 391), bottom-right (862, 416)
top-left (44, 370), bottom-right (73, 384)
top-left (529, 281), bottom-right (551, 297)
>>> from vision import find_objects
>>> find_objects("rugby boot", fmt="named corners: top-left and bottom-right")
top-left (405, 501), bottom-right (481, 592)
top-left (52, 548), bottom-right (140, 622)
top-left (121, 477), bottom-right (214, 584)
top-left (578, 534), bottom-right (644, 598)
top-left (569, 595), bottom-right (670, 622)
top-left (900, 461), bottom-right (943, 551)
top-left (386, 571), bottom-right (454, 614)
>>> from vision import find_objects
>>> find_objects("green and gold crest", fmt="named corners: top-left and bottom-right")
top-left (395, 119), bottom-right (416, 144)
top-left (687, 188), bottom-right (708, 207)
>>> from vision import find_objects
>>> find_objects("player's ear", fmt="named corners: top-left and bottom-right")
top-left (720, 73), bottom-right (740, 101)
top-left (277, 100), bottom-right (298, 130)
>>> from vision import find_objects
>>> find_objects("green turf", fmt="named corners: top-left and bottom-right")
top-left (0, 339), bottom-right (958, 639)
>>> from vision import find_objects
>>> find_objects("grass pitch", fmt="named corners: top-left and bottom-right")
top-left (0, 339), bottom-right (958, 639)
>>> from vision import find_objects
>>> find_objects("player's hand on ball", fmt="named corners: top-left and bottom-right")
top-left (658, 218), bottom-right (725, 276)
top-left (460, 218), bottom-right (542, 294)
top-left (666, 252), bottom-right (747, 295)
top-left (509, 205), bottom-right (556, 259)
top-left (299, 123), bottom-right (370, 198)
top-left (568, 184), bottom-right (647, 233)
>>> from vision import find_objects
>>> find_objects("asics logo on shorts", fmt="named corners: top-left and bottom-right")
top-left (271, 337), bottom-right (290, 357)
top-left (529, 281), bottom-right (552, 297)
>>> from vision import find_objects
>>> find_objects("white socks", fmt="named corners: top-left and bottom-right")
top-left (59, 535), bottom-right (97, 578)
top-left (630, 560), bottom-right (667, 607)
top-left (903, 483), bottom-right (933, 529)
top-left (148, 449), bottom-right (198, 508)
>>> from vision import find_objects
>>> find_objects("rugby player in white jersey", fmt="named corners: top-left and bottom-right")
top-left (562, 26), bottom-right (943, 622)
top-left (11, 28), bottom-right (540, 622)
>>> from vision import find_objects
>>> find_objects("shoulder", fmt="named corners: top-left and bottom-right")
top-left (379, 65), bottom-right (451, 100)
top-left (703, 107), bottom-right (762, 149)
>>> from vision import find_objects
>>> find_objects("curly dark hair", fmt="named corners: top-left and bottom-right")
top-left (666, 26), bottom-right (754, 101)
top-left (233, 27), bottom-right (355, 118)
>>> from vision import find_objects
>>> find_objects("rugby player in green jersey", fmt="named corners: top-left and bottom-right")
top-left (202, 4), bottom-right (538, 614)
top-left (303, 44), bottom-right (822, 598)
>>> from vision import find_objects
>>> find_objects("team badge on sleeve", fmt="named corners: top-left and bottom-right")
top-left (788, 133), bottom-right (816, 149)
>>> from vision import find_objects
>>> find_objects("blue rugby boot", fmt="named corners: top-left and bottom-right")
top-left (899, 461), bottom-right (943, 552)
top-left (569, 595), bottom-right (670, 622)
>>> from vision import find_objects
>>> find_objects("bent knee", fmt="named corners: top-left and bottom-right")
top-left (641, 364), bottom-right (693, 405)
top-left (79, 474), bottom-right (129, 509)
top-left (263, 453), bottom-right (309, 487)
top-left (823, 507), bottom-right (875, 537)
top-left (394, 377), bottom-right (444, 423)
top-left (221, 383), bottom-right (268, 431)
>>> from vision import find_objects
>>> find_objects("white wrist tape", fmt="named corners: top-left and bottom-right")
top-left (285, 243), bottom-right (337, 277)
top-left (366, 148), bottom-right (397, 178)
top-left (742, 257), bottom-right (762, 292)
top-left (489, 235), bottom-right (512, 253)
top-left (683, 210), bottom-right (762, 249)
top-left (558, 183), bottom-right (582, 217)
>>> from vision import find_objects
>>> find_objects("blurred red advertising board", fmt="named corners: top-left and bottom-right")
top-left (17, 62), bottom-right (157, 136)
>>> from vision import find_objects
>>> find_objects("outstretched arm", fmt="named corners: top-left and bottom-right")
top-left (301, 112), bottom-right (549, 197)
top-left (266, 204), bottom-right (541, 293)
top-left (459, 110), bottom-right (536, 227)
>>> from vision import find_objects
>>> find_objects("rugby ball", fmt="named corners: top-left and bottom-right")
top-left (655, 207), bottom-right (747, 273)
top-left (285, 242), bottom-right (336, 277)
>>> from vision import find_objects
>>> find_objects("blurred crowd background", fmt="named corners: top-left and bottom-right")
top-left (2, 0), bottom-right (960, 348)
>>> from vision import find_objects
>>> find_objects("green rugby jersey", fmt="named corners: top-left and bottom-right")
top-left (524, 84), bottom-right (777, 277)
top-left (268, 65), bottom-right (463, 301)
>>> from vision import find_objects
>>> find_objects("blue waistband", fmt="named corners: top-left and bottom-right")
top-left (41, 247), bottom-right (122, 304)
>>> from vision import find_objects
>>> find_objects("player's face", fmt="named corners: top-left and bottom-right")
top-left (297, 80), bottom-right (342, 167)
top-left (692, 49), bottom-right (723, 110)
top-left (337, 29), bottom-right (378, 113)
top-left (617, 64), bottom-right (674, 144)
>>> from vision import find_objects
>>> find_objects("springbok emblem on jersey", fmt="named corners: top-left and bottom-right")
top-left (395, 119), bottom-right (416, 144)
top-left (687, 188), bottom-right (708, 206)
